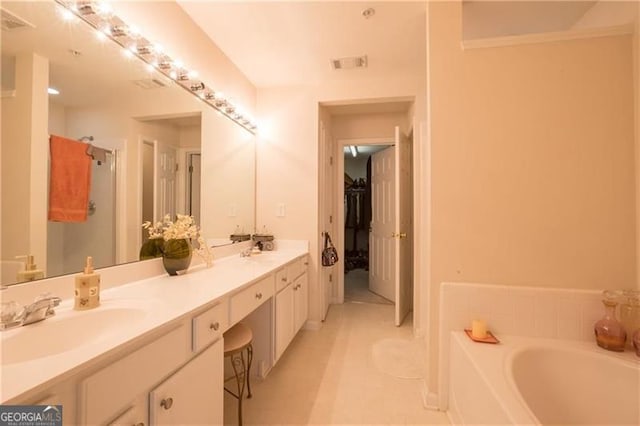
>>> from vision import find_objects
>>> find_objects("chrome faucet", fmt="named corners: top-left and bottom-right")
top-left (0, 295), bottom-right (61, 331)
top-left (22, 296), bottom-right (61, 325)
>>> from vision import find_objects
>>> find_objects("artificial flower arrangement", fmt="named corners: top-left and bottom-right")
top-left (140, 214), bottom-right (213, 268)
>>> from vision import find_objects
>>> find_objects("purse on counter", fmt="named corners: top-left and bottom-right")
top-left (322, 232), bottom-right (339, 267)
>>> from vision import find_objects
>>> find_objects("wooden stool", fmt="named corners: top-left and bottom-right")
top-left (223, 322), bottom-right (253, 426)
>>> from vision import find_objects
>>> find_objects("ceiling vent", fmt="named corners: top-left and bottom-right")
top-left (132, 78), bottom-right (167, 90)
top-left (331, 55), bottom-right (368, 70)
top-left (1, 8), bottom-right (35, 31)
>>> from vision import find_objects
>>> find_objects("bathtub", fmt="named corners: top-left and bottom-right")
top-left (448, 331), bottom-right (640, 425)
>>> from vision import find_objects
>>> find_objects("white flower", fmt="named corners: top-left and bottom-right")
top-left (141, 214), bottom-right (213, 267)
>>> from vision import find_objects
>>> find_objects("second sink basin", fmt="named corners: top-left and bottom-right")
top-left (1, 307), bottom-right (147, 365)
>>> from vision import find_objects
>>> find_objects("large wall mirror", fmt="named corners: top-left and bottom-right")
top-left (0, 0), bottom-right (256, 287)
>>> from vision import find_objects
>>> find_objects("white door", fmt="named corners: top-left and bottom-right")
top-left (156, 143), bottom-right (177, 220)
top-left (320, 120), bottom-right (333, 320)
top-left (188, 153), bottom-right (201, 226)
top-left (369, 146), bottom-right (396, 302)
top-left (395, 127), bottom-right (412, 326)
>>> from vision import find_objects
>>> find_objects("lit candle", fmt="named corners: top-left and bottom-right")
top-left (472, 320), bottom-right (488, 339)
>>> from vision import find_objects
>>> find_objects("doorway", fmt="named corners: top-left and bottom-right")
top-left (343, 144), bottom-right (392, 305)
top-left (337, 129), bottom-right (414, 326)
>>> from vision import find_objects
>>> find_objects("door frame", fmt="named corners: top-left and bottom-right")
top-left (137, 137), bottom-right (158, 251)
top-left (336, 137), bottom-right (393, 304)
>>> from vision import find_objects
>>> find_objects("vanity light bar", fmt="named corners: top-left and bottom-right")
top-left (54, 0), bottom-right (257, 134)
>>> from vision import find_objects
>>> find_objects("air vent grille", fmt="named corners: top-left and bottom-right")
top-left (331, 55), bottom-right (368, 70)
top-left (132, 78), bottom-right (167, 90)
top-left (1, 8), bottom-right (35, 31)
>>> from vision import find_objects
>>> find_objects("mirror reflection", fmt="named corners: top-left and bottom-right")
top-left (0, 0), bottom-right (256, 286)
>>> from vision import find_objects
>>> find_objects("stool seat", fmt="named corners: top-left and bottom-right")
top-left (224, 323), bottom-right (253, 355)
top-left (223, 322), bottom-right (254, 426)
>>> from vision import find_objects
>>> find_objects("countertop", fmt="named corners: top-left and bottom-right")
top-left (0, 247), bottom-right (308, 403)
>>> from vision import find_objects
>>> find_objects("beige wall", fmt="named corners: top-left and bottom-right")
top-left (636, 3), bottom-right (640, 287)
top-left (427, 0), bottom-right (636, 395)
top-left (112, 1), bottom-right (255, 118)
top-left (332, 112), bottom-right (409, 140)
top-left (257, 64), bottom-right (426, 324)
top-left (1, 53), bottom-right (48, 270)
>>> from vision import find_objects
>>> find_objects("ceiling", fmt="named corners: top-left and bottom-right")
top-left (462, 1), bottom-right (598, 40)
top-left (177, 1), bottom-right (427, 88)
top-left (1, 1), bottom-right (173, 108)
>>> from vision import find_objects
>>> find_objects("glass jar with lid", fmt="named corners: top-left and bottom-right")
top-left (619, 289), bottom-right (640, 349)
top-left (594, 290), bottom-right (626, 352)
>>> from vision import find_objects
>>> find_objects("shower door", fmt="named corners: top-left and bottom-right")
top-left (47, 149), bottom-right (117, 276)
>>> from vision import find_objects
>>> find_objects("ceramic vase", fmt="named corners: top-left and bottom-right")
top-left (162, 239), bottom-right (192, 276)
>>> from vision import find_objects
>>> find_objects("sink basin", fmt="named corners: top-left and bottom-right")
top-left (1, 307), bottom-right (147, 365)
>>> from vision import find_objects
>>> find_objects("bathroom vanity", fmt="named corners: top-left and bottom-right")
top-left (0, 244), bottom-right (309, 425)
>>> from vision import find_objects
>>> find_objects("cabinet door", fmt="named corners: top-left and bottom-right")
top-left (150, 339), bottom-right (223, 425)
top-left (275, 284), bottom-right (294, 360)
top-left (107, 396), bottom-right (147, 426)
top-left (294, 273), bottom-right (308, 333)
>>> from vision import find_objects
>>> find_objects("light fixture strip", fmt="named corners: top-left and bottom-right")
top-left (55, 0), bottom-right (256, 134)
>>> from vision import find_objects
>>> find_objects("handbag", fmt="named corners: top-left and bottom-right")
top-left (322, 232), bottom-right (339, 267)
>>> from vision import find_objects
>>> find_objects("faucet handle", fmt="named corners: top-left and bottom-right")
top-left (1, 301), bottom-right (22, 323)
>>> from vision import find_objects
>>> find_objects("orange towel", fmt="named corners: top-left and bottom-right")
top-left (48, 135), bottom-right (92, 222)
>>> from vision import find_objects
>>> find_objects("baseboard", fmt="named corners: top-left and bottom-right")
top-left (303, 320), bottom-right (322, 331)
top-left (420, 379), bottom-right (440, 411)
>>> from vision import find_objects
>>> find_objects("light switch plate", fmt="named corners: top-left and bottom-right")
top-left (277, 203), bottom-right (286, 217)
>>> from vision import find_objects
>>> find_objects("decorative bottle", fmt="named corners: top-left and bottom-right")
top-left (633, 329), bottom-right (640, 357)
top-left (594, 290), bottom-right (626, 352)
top-left (619, 289), bottom-right (640, 349)
top-left (74, 256), bottom-right (101, 310)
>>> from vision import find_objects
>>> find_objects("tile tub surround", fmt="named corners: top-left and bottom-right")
top-left (437, 282), bottom-right (605, 411)
top-left (0, 241), bottom-right (308, 403)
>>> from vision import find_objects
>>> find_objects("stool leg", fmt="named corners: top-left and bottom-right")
top-left (246, 344), bottom-right (253, 399)
top-left (230, 353), bottom-right (247, 426)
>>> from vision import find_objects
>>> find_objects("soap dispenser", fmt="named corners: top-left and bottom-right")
top-left (74, 256), bottom-right (100, 310)
top-left (15, 255), bottom-right (44, 282)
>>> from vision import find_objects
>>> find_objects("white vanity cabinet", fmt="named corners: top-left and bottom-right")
top-left (79, 301), bottom-right (229, 425)
top-left (293, 272), bottom-right (308, 333)
top-left (275, 282), bottom-right (295, 360)
top-left (274, 256), bottom-right (308, 361)
top-left (149, 338), bottom-right (223, 425)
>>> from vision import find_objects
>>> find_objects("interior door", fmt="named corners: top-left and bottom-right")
top-left (369, 146), bottom-right (396, 302)
top-left (188, 152), bottom-right (201, 226)
top-left (156, 143), bottom-right (177, 220)
top-left (395, 126), bottom-right (412, 326)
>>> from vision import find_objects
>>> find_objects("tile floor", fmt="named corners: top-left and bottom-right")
top-left (344, 269), bottom-right (393, 305)
top-left (224, 302), bottom-right (449, 425)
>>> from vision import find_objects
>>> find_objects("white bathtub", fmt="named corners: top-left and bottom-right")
top-left (448, 331), bottom-right (640, 425)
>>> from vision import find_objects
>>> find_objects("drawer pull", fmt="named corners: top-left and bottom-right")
top-left (255, 292), bottom-right (263, 300)
top-left (160, 397), bottom-right (173, 410)
top-left (281, 277), bottom-right (287, 282)
top-left (304, 262), bottom-right (308, 266)
top-left (210, 322), bottom-right (220, 331)
top-left (134, 423), bottom-right (145, 426)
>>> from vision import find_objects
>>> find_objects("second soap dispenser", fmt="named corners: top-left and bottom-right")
top-left (74, 256), bottom-right (100, 310)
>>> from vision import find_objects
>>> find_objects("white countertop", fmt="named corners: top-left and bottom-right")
top-left (0, 247), bottom-right (307, 403)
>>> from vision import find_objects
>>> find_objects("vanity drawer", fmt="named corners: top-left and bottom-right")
top-left (230, 275), bottom-right (274, 324)
top-left (80, 324), bottom-right (190, 425)
top-left (275, 267), bottom-right (288, 292)
top-left (290, 256), bottom-right (308, 280)
top-left (192, 301), bottom-right (228, 352)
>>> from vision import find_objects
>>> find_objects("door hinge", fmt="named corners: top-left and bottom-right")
top-left (329, 273), bottom-right (333, 282)
top-left (174, 163), bottom-right (179, 172)
top-left (329, 215), bottom-right (333, 224)
top-left (188, 165), bottom-right (194, 173)
top-left (329, 156), bottom-right (333, 166)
